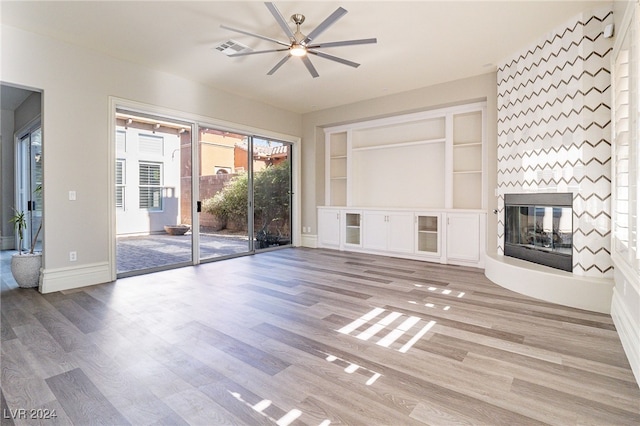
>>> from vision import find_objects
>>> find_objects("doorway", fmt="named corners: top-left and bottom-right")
top-left (114, 108), bottom-right (295, 277)
top-left (15, 124), bottom-right (43, 252)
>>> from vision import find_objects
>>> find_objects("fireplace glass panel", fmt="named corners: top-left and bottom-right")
top-left (505, 205), bottom-right (572, 255)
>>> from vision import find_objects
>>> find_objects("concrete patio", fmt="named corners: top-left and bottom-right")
top-left (116, 232), bottom-right (249, 275)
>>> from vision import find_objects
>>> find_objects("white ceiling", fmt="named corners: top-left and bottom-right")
top-left (1, 1), bottom-right (611, 114)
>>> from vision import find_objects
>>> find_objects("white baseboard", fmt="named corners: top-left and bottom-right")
top-left (611, 287), bottom-right (640, 387)
top-left (300, 234), bottom-right (317, 248)
top-left (485, 253), bottom-right (614, 314)
top-left (40, 262), bottom-right (112, 293)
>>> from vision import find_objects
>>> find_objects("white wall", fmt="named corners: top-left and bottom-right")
top-left (0, 108), bottom-right (15, 248)
top-left (300, 72), bottom-right (498, 247)
top-left (1, 24), bottom-right (301, 292)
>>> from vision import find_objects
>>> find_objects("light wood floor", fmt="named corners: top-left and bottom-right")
top-left (2, 248), bottom-right (639, 425)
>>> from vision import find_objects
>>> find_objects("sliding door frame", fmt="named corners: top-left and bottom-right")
top-left (108, 97), bottom-right (301, 281)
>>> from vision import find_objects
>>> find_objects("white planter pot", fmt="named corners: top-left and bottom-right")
top-left (11, 252), bottom-right (42, 288)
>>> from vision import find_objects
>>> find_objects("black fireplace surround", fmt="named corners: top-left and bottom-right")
top-left (504, 193), bottom-right (573, 272)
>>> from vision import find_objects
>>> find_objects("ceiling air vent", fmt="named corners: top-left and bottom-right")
top-left (215, 40), bottom-right (251, 56)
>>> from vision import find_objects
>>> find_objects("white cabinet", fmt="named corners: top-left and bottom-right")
top-left (362, 211), bottom-right (414, 254)
top-left (318, 208), bottom-right (341, 248)
top-left (317, 207), bottom-right (485, 268)
top-left (343, 211), bottom-right (362, 248)
top-left (415, 213), bottom-right (441, 257)
top-left (446, 213), bottom-right (481, 262)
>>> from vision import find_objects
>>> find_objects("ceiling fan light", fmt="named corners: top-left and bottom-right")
top-left (289, 44), bottom-right (307, 57)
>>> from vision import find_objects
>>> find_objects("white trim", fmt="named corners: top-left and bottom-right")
top-left (40, 262), bottom-right (112, 293)
top-left (485, 253), bottom-right (614, 314)
top-left (611, 286), bottom-right (640, 387)
top-left (300, 234), bottom-right (318, 248)
top-left (322, 101), bottom-right (487, 134)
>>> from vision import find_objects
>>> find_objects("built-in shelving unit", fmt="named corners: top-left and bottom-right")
top-left (324, 102), bottom-right (485, 211)
top-left (327, 131), bottom-right (348, 206)
top-left (452, 110), bottom-right (484, 209)
top-left (319, 102), bottom-right (486, 268)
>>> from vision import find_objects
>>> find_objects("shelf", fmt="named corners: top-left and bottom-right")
top-left (329, 132), bottom-right (347, 157)
top-left (418, 230), bottom-right (438, 234)
top-left (352, 138), bottom-right (445, 152)
top-left (453, 142), bottom-right (482, 147)
top-left (330, 156), bottom-right (347, 178)
top-left (330, 176), bottom-right (347, 180)
top-left (453, 142), bottom-right (482, 173)
top-left (453, 170), bottom-right (482, 174)
top-left (417, 233), bottom-right (438, 253)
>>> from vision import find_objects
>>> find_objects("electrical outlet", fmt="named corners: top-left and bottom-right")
top-left (69, 251), bottom-right (77, 261)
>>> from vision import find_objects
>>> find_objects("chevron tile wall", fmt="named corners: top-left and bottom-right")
top-left (496, 9), bottom-right (614, 277)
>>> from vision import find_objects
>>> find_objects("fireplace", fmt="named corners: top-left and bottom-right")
top-left (504, 193), bottom-right (573, 272)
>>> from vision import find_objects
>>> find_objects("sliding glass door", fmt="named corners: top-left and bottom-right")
top-left (15, 125), bottom-right (43, 252)
top-left (115, 109), bottom-right (294, 276)
top-left (253, 138), bottom-right (292, 250)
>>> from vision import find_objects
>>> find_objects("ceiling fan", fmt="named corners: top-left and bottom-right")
top-left (220, 2), bottom-right (377, 78)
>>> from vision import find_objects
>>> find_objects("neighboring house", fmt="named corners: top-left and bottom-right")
top-left (115, 116), bottom-right (185, 235)
top-left (235, 140), bottom-right (290, 172)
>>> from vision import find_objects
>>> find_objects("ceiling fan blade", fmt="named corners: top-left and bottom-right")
top-left (307, 38), bottom-right (377, 49)
top-left (303, 7), bottom-right (348, 44)
top-left (267, 55), bottom-right (291, 75)
top-left (265, 2), bottom-right (295, 41)
top-left (301, 56), bottom-right (320, 78)
top-left (220, 24), bottom-right (290, 47)
top-left (308, 50), bottom-right (360, 68)
top-left (228, 48), bottom-right (289, 57)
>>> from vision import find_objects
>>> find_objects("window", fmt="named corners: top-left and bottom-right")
top-left (612, 2), bottom-right (640, 271)
top-left (116, 159), bottom-right (125, 210)
top-left (116, 130), bottom-right (126, 153)
top-left (139, 162), bottom-right (163, 210)
top-left (139, 133), bottom-right (164, 156)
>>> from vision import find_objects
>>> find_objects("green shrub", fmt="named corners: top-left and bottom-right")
top-left (202, 160), bottom-right (290, 235)
top-left (202, 171), bottom-right (248, 222)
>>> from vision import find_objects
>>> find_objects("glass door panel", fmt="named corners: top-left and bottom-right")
top-left (252, 138), bottom-right (292, 250)
top-left (15, 127), bottom-right (43, 252)
top-left (115, 111), bottom-right (192, 276)
top-left (197, 127), bottom-right (251, 261)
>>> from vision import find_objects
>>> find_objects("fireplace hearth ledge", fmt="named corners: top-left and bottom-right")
top-left (485, 253), bottom-right (613, 314)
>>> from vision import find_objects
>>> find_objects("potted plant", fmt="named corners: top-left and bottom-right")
top-left (9, 187), bottom-right (43, 288)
